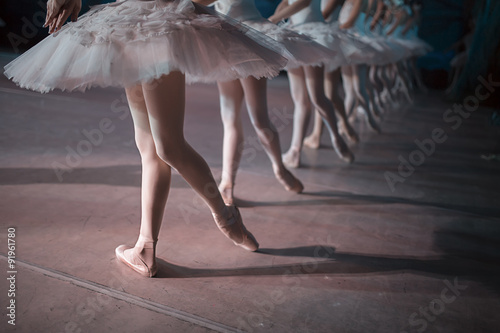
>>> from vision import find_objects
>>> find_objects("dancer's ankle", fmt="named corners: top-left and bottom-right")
top-left (136, 235), bottom-right (156, 245)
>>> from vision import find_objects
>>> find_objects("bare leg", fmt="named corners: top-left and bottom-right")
top-left (351, 65), bottom-right (381, 133)
top-left (240, 77), bottom-right (303, 192)
top-left (369, 65), bottom-right (385, 115)
top-left (360, 64), bottom-right (382, 119)
top-left (303, 65), bottom-right (354, 163)
top-left (143, 74), bottom-right (258, 250)
top-left (396, 61), bottom-right (413, 103)
top-left (303, 109), bottom-right (323, 149)
top-left (283, 67), bottom-right (312, 168)
top-left (116, 72), bottom-right (258, 277)
top-left (217, 80), bottom-right (245, 205)
top-left (341, 65), bottom-right (358, 118)
top-left (325, 68), bottom-right (358, 144)
top-left (380, 65), bottom-right (396, 106)
top-left (115, 84), bottom-right (172, 277)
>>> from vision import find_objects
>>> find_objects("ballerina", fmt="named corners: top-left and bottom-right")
top-left (195, 0), bottom-right (340, 204)
top-left (5, 0), bottom-right (292, 277)
top-left (304, 0), bottom-right (360, 149)
top-left (269, 0), bottom-right (355, 168)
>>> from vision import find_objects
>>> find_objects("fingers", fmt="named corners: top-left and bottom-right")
top-left (46, 1), bottom-right (81, 34)
top-left (71, 3), bottom-right (81, 22)
top-left (55, 8), bottom-right (71, 31)
top-left (44, 5), bottom-right (56, 27)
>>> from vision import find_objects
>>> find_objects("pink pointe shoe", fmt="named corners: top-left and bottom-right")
top-left (275, 168), bottom-right (304, 193)
top-left (213, 205), bottom-right (259, 252)
top-left (115, 238), bottom-right (158, 278)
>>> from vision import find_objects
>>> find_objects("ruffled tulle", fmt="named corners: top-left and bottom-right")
top-left (4, 0), bottom-right (288, 93)
top-left (213, 0), bottom-right (336, 69)
top-left (396, 27), bottom-right (433, 57)
top-left (328, 21), bottom-right (385, 67)
top-left (243, 19), bottom-right (337, 69)
top-left (283, 21), bottom-right (347, 70)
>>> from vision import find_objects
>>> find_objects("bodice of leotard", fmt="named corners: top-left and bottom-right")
top-left (215, 0), bottom-right (263, 21)
top-left (289, 0), bottom-right (324, 25)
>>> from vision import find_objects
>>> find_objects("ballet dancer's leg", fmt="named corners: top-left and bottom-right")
top-left (369, 65), bottom-right (385, 114)
top-left (116, 72), bottom-right (258, 277)
top-left (115, 84), bottom-right (172, 277)
top-left (395, 61), bottom-right (413, 103)
top-left (341, 65), bottom-right (358, 119)
top-left (283, 67), bottom-right (313, 168)
top-left (325, 68), bottom-right (358, 144)
top-left (217, 80), bottom-right (245, 205)
top-left (303, 65), bottom-right (354, 163)
top-left (359, 64), bottom-right (382, 119)
top-left (379, 65), bottom-right (396, 106)
top-left (304, 68), bottom-right (359, 149)
top-left (142, 73), bottom-right (257, 251)
top-left (240, 77), bottom-right (303, 192)
top-left (303, 109), bottom-right (323, 149)
top-left (351, 65), bottom-right (381, 133)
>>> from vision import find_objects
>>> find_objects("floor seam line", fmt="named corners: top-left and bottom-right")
top-left (0, 254), bottom-right (238, 333)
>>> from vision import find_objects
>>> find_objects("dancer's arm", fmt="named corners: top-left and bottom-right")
top-left (386, 7), bottom-right (404, 35)
top-left (382, 4), bottom-right (392, 27)
top-left (275, 0), bottom-right (291, 14)
top-left (44, 0), bottom-right (81, 34)
top-left (268, 0), bottom-right (312, 24)
top-left (339, 0), bottom-right (363, 29)
top-left (370, 0), bottom-right (386, 30)
top-left (401, 14), bottom-right (414, 36)
top-left (322, 0), bottom-right (342, 20)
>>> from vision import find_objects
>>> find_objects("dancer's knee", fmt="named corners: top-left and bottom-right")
top-left (154, 139), bottom-right (187, 167)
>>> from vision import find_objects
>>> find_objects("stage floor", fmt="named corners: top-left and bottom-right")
top-left (1, 52), bottom-right (499, 333)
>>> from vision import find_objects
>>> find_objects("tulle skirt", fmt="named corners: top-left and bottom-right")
top-left (3, 0), bottom-right (288, 93)
top-left (243, 19), bottom-right (337, 69)
top-left (283, 21), bottom-right (346, 71)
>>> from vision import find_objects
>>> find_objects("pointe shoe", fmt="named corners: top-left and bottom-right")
top-left (115, 239), bottom-right (157, 278)
top-left (338, 122), bottom-right (359, 145)
top-left (275, 168), bottom-right (304, 193)
top-left (332, 135), bottom-right (355, 164)
top-left (363, 111), bottom-right (381, 134)
top-left (213, 205), bottom-right (259, 252)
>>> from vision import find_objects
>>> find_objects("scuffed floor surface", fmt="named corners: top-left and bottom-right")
top-left (1, 52), bottom-right (499, 333)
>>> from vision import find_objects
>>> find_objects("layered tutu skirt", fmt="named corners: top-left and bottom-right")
top-left (4, 0), bottom-right (288, 93)
top-left (240, 19), bottom-right (337, 69)
top-left (283, 21), bottom-right (347, 70)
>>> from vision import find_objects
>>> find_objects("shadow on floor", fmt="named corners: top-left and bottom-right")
top-left (235, 190), bottom-right (500, 218)
top-left (2, 166), bottom-right (500, 218)
top-left (154, 245), bottom-right (500, 295)
top-left (0, 165), bottom-right (190, 188)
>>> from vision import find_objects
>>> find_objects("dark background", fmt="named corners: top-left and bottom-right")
top-left (0, 0), bottom-right (498, 103)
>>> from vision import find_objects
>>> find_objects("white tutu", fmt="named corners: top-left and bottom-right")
top-left (328, 21), bottom-right (382, 68)
top-left (214, 0), bottom-right (336, 69)
top-left (244, 19), bottom-right (337, 69)
top-left (337, 6), bottom-right (390, 66)
top-left (283, 21), bottom-right (347, 70)
top-left (363, 20), bottom-right (408, 65)
top-left (4, 0), bottom-right (288, 93)
top-left (398, 27), bottom-right (433, 57)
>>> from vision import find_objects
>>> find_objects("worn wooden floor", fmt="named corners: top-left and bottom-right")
top-left (1, 52), bottom-right (499, 333)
